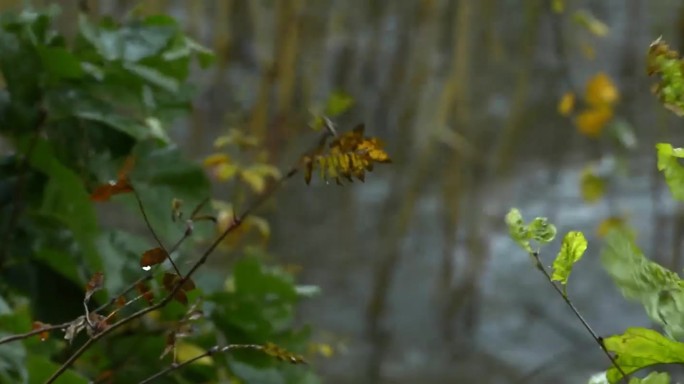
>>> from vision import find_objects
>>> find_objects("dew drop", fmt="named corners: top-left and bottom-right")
top-left (142, 265), bottom-right (151, 271)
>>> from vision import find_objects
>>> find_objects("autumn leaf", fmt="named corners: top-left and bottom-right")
top-left (262, 342), bottom-right (307, 365)
top-left (557, 92), bottom-right (575, 116)
top-left (303, 124), bottom-right (391, 185)
top-left (84, 271), bottom-right (104, 302)
top-left (91, 156), bottom-right (136, 202)
top-left (140, 247), bottom-right (168, 269)
top-left (575, 106), bottom-right (613, 137)
top-left (136, 282), bottom-right (154, 305)
top-left (32, 321), bottom-right (50, 342)
top-left (90, 179), bottom-right (134, 202)
top-left (585, 72), bottom-right (619, 106)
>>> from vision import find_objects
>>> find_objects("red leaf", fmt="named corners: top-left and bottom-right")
top-left (117, 156), bottom-right (136, 181)
top-left (32, 321), bottom-right (50, 341)
top-left (162, 272), bottom-right (177, 291)
top-left (90, 179), bottom-right (134, 202)
top-left (85, 272), bottom-right (104, 302)
top-left (140, 248), bottom-right (168, 269)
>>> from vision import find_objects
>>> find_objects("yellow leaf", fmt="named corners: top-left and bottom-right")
top-left (585, 72), bottom-right (619, 106)
top-left (596, 216), bottom-right (629, 238)
top-left (175, 342), bottom-right (213, 366)
top-left (248, 164), bottom-right (282, 179)
top-left (557, 92), bottom-right (575, 116)
top-left (318, 343), bottom-right (334, 358)
top-left (325, 91), bottom-right (355, 117)
top-left (552, 0), bottom-right (564, 13)
top-left (575, 106), bottom-right (613, 137)
top-left (215, 163), bottom-right (239, 181)
top-left (203, 153), bottom-right (231, 168)
top-left (580, 167), bottom-right (606, 203)
top-left (573, 10), bottom-right (609, 37)
top-left (240, 170), bottom-right (266, 193)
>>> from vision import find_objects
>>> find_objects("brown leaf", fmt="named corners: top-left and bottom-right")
top-left (94, 370), bottom-right (114, 384)
top-left (162, 272), bottom-right (177, 291)
top-left (140, 248), bottom-right (168, 269)
top-left (173, 290), bottom-right (188, 306)
top-left (32, 321), bottom-right (50, 342)
top-left (160, 332), bottom-right (176, 360)
top-left (136, 282), bottom-right (154, 306)
top-left (115, 295), bottom-right (127, 308)
top-left (85, 272), bottom-right (104, 302)
top-left (90, 179), bottom-right (134, 202)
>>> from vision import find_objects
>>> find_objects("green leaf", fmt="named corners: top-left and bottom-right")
top-left (27, 354), bottom-right (89, 384)
top-left (505, 208), bottom-right (531, 252)
top-left (601, 229), bottom-right (684, 339)
top-left (28, 139), bottom-right (103, 274)
top-left (603, 328), bottom-right (684, 383)
top-left (123, 62), bottom-right (179, 93)
top-left (656, 143), bottom-right (684, 201)
top-left (324, 91), bottom-right (354, 117)
top-left (528, 217), bottom-right (557, 244)
top-left (631, 372), bottom-right (670, 384)
top-left (551, 231), bottom-right (587, 289)
top-left (505, 208), bottom-right (556, 253)
top-left (37, 46), bottom-right (84, 79)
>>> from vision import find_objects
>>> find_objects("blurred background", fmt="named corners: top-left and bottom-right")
top-left (5, 0), bottom-right (684, 383)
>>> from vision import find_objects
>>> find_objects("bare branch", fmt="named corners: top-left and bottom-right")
top-left (0, 321), bottom-right (71, 345)
top-left (139, 344), bottom-right (263, 384)
top-left (531, 252), bottom-right (629, 383)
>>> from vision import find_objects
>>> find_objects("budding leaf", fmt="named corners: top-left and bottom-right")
top-left (84, 272), bottom-right (104, 302)
top-left (551, 231), bottom-right (587, 290)
top-left (603, 327), bottom-right (684, 384)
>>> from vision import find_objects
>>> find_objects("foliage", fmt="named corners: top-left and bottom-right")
top-left (506, 37), bottom-right (684, 384)
top-left (0, 5), bottom-right (391, 383)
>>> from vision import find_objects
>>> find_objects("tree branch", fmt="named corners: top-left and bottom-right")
top-left (138, 344), bottom-right (263, 384)
top-left (531, 251), bottom-right (629, 383)
top-left (0, 321), bottom-right (71, 345)
top-left (45, 165), bottom-right (299, 383)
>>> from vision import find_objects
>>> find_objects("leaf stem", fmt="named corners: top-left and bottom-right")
top-left (0, 321), bottom-right (71, 345)
top-left (531, 251), bottom-right (629, 383)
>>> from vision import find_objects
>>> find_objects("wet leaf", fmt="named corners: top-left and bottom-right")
top-left (557, 92), bottom-right (575, 116)
top-left (140, 247), bottom-right (168, 269)
top-left (31, 321), bottom-right (50, 342)
top-left (90, 179), bottom-right (134, 202)
top-left (551, 231), bottom-right (587, 290)
top-left (603, 327), bottom-right (684, 383)
top-left (84, 271), bottom-right (104, 302)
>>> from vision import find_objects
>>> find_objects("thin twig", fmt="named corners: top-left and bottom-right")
top-left (132, 188), bottom-right (182, 276)
top-left (138, 344), bottom-right (263, 384)
top-left (45, 166), bottom-right (299, 384)
top-left (531, 252), bottom-right (629, 383)
top-left (0, 321), bottom-right (71, 345)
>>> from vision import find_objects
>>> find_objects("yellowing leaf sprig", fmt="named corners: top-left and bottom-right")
top-left (302, 124), bottom-right (391, 185)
